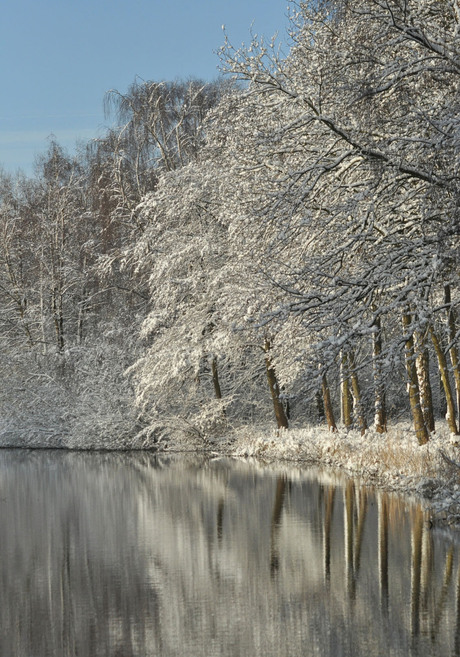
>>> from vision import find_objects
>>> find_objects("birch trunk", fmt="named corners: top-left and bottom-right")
top-left (429, 326), bottom-right (459, 435)
top-left (402, 312), bottom-right (429, 445)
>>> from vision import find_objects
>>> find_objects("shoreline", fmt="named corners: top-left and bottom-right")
top-left (224, 422), bottom-right (460, 530)
top-left (1, 421), bottom-right (460, 528)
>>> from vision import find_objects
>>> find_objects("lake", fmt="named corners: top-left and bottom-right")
top-left (0, 449), bottom-right (458, 656)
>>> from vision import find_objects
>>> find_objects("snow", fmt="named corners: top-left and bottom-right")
top-left (6, 416), bottom-right (459, 530)
top-left (223, 421), bottom-right (460, 530)
top-left (4, 417), bottom-right (459, 529)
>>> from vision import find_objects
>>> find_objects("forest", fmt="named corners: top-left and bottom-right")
top-left (0, 0), bottom-right (459, 449)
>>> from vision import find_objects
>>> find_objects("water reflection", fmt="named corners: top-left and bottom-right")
top-left (0, 450), bottom-right (459, 656)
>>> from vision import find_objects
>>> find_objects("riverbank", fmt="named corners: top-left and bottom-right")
top-left (224, 422), bottom-right (460, 530)
top-left (2, 418), bottom-right (460, 528)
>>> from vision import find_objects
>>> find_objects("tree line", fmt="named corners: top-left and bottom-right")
top-left (1, 0), bottom-right (459, 446)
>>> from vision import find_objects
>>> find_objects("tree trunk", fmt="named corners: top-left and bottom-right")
top-left (402, 312), bottom-right (429, 445)
top-left (321, 372), bottom-right (337, 432)
top-left (211, 356), bottom-right (226, 420)
top-left (316, 389), bottom-right (325, 422)
top-left (211, 357), bottom-right (223, 400)
top-left (372, 311), bottom-right (387, 433)
top-left (430, 326), bottom-right (459, 435)
top-left (341, 352), bottom-right (353, 429)
top-left (264, 340), bottom-right (289, 430)
top-left (415, 332), bottom-right (435, 433)
top-left (349, 351), bottom-right (367, 435)
top-left (52, 287), bottom-right (65, 353)
top-left (445, 285), bottom-right (460, 419)
top-left (77, 275), bottom-right (88, 345)
top-left (39, 255), bottom-right (47, 355)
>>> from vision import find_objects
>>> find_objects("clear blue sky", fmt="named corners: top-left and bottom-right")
top-left (0, 0), bottom-right (289, 175)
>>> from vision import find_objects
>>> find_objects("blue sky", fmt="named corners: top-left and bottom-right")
top-left (0, 0), bottom-right (289, 175)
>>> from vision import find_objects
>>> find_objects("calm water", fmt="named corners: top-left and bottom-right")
top-left (0, 450), bottom-right (459, 657)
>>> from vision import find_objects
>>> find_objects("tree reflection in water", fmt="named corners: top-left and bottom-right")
top-left (0, 450), bottom-right (459, 657)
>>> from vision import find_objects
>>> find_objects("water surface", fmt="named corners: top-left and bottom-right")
top-left (0, 450), bottom-right (458, 656)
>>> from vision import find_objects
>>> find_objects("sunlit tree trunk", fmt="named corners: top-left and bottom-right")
top-left (264, 340), bottom-right (289, 430)
top-left (445, 285), bottom-right (460, 418)
top-left (321, 372), bottom-right (337, 432)
top-left (372, 311), bottom-right (387, 433)
top-left (430, 326), bottom-right (459, 435)
top-left (415, 332), bottom-right (435, 433)
top-left (402, 312), bottom-right (429, 445)
top-left (340, 351), bottom-right (353, 429)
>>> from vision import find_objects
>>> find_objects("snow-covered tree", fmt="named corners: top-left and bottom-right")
top-left (217, 0), bottom-right (460, 441)
top-left (127, 150), bottom-right (286, 442)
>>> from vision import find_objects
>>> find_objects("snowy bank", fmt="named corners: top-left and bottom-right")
top-left (2, 418), bottom-right (460, 529)
top-left (225, 422), bottom-right (460, 530)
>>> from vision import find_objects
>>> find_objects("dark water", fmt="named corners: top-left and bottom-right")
top-left (0, 450), bottom-right (459, 657)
